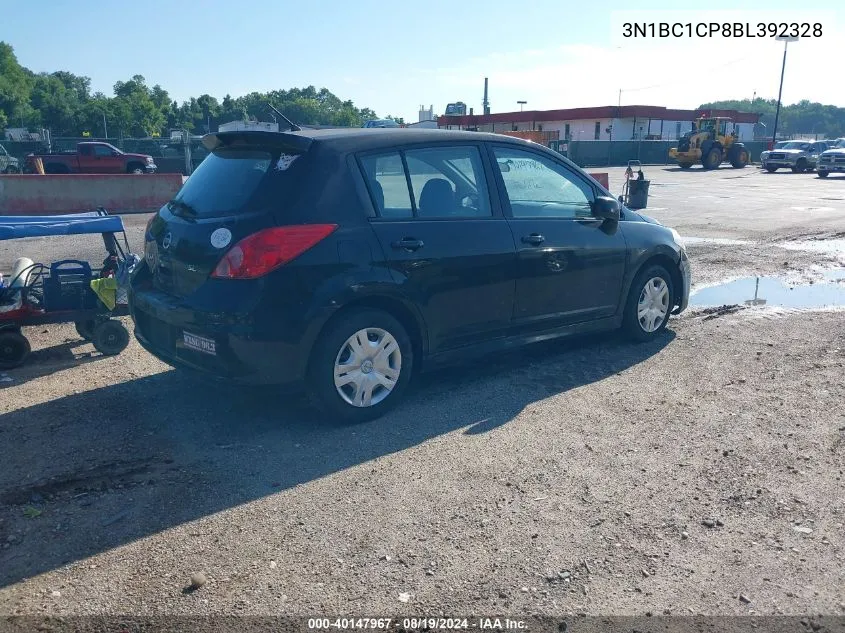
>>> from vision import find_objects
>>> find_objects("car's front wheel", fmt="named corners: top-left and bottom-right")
top-left (308, 309), bottom-right (413, 423)
top-left (818, 171), bottom-right (829, 178)
top-left (622, 265), bottom-right (675, 342)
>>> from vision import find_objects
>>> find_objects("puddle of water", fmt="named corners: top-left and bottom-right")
top-left (681, 237), bottom-right (752, 246)
top-left (690, 271), bottom-right (845, 309)
top-left (777, 239), bottom-right (845, 255)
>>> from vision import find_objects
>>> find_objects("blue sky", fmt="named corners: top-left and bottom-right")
top-left (2, 0), bottom-right (841, 121)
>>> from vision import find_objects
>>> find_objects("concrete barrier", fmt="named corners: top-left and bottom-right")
top-left (0, 174), bottom-right (183, 216)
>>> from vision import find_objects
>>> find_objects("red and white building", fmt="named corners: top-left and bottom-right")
top-left (438, 105), bottom-right (760, 141)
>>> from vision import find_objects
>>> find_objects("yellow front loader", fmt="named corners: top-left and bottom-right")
top-left (669, 117), bottom-right (749, 170)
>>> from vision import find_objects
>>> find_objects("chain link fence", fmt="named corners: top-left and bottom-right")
top-left (549, 140), bottom-right (769, 168)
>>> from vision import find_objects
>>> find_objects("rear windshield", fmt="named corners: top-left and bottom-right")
top-left (170, 147), bottom-right (301, 217)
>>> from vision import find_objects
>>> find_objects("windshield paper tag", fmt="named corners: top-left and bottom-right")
top-left (276, 154), bottom-right (299, 171)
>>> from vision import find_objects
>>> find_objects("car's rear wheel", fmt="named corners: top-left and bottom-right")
top-left (0, 330), bottom-right (31, 370)
top-left (622, 265), bottom-right (675, 342)
top-left (678, 162), bottom-right (693, 169)
top-left (4, 165), bottom-right (19, 174)
top-left (308, 309), bottom-right (413, 423)
top-left (818, 171), bottom-right (829, 178)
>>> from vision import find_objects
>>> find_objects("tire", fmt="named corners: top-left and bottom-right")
top-left (792, 159), bottom-right (807, 173)
top-left (307, 308), bottom-right (413, 423)
top-left (622, 264), bottom-right (675, 342)
top-left (678, 163), bottom-right (693, 169)
top-left (75, 319), bottom-right (97, 341)
top-left (92, 320), bottom-right (130, 356)
top-left (765, 165), bottom-right (778, 173)
top-left (729, 147), bottom-right (749, 168)
top-left (818, 171), bottom-right (829, 178)
top-left (4, 165), bottom-right (20, 174)
top-left (0, 330), bottom-right (31, 370)
top-left (127, 164), bottom-right (145, 175)
top-left (702, 148), bottom-right (722, 170)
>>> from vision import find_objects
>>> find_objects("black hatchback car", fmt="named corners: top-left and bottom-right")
top-left (130, 128), bottom-right (691, 422)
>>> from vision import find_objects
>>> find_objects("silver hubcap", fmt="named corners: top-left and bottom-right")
top-left (637, 277), bottom-right (670, 333)
top-left (334, 328), bottom-right (402, 408)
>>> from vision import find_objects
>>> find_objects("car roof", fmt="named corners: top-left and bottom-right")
top-left (205, 128), bottom-right (533, 154)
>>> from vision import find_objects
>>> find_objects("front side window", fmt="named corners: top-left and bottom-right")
top-left (493, 147), bottom-right (594, 219)
top-left (361, 146), bottom-right (491, 219)
top-left (94, 145), bottom-right (114, 157)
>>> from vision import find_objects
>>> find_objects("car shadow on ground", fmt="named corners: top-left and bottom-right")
top-left (0, 329), bottom-right (675, 588)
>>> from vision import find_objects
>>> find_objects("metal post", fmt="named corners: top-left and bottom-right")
top-left (103, 112), bottom-right (108, 139)
top-left (183, 130), bottom-right (192, 176)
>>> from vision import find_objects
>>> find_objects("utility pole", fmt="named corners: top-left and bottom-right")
top-left (772, 36), bottom-right (798, 146)
top-left (102, 112), bottom-right (108, 139)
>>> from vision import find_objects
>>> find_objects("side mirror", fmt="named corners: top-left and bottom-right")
top-left (592, 196), bottom-right (620, 221)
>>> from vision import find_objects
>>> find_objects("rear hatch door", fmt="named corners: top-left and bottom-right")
top-left (146, 134), bottom-right (312, 297)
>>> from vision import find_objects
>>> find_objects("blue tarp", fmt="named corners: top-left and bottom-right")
top-left (0, 213), bottom-right (125, 240)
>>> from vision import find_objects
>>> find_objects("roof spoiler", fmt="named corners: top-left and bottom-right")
top-left (201, 131), bottom-right (313, 153)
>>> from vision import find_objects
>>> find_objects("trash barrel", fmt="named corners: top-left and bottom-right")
top-left (627, 179), bottom-right (650, 209)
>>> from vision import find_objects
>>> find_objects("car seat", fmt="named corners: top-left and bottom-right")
top-left (418, 178), bottom-right (455, 217)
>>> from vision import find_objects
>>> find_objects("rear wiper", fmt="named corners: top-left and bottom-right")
top-left (168, 199), bottom-right (198, 217)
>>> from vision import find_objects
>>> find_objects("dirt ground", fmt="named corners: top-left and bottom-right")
top-left (1, 164), bottom-right (844, 620)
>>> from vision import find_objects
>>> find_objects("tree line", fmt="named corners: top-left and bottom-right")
top-left (699, 98), bottom-right (845, 138)
top-left (0, 42), bottom-right (389, 138)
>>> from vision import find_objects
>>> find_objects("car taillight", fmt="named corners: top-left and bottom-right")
top-left (211, 224), bottom-right (338, 279)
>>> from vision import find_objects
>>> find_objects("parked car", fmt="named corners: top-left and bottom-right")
top-left (24, 142), bottom-right (157, 174)
top-left (363, 119), bottom-right (400, 128)
top-left (816, 146), bottom-right (845, 178)
top-left (760, 141), bottom-right (826, 173)
top-left (0, 143), bottom-right (20, 173)
top-left (129, 129), bottom-right (691, 422)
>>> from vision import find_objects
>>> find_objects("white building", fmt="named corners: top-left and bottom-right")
top-left (439, 105), bottom-right (759, 141)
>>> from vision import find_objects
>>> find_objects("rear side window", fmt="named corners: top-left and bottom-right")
top-left (360, 145), bottom-right (491, 219)
top-left (359, 152), bottom-right (413, 218)
top-left (171, 148), bottom-right (299, 217)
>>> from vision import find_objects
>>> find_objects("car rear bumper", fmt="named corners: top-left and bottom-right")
top-left (129, 282), bottom-right (314, 386)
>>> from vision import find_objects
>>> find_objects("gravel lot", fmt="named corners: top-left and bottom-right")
top-left (1, 165), bottom-right (844, 619)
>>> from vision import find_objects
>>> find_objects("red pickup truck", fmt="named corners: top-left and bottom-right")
top-left (25, 142), bottom-right (157, 174)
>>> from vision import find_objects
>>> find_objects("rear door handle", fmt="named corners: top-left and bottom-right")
top-left (521, 233), bottom-right (545, 246)
top-left (392, 237), bottom-right (424, 251)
